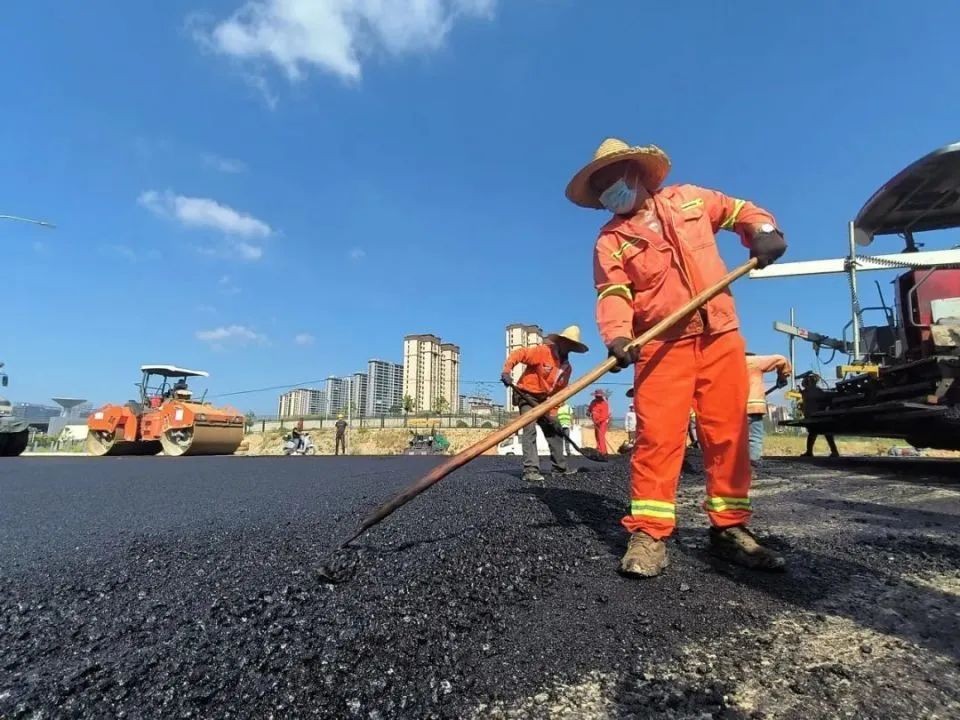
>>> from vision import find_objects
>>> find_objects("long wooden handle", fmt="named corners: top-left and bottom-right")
top-left (339, 258), bottom-right (759, 547)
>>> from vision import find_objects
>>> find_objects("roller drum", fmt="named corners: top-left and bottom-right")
top-left (160, 423), bottom-right (243, 456)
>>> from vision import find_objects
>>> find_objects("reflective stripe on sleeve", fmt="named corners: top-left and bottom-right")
top-left (597, 284), bottom-right (633, 301)
top-left (720, 199), bottom-right (746, 230)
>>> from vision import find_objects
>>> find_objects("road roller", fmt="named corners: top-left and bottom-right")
top-left (87, 365), bottom-right (245, 457)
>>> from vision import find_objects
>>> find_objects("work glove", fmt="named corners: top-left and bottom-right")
top-left (749, 229), bottom-right (787, 268)
top-left (606, 337), bottom-right (638, 372)
top-left (776, 373), bottom-right (789, 389)
top-left (500, 372), bottom-right (513, 387)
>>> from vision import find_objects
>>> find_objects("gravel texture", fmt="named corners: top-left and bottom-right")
top-left (1, 454), bottom-right (959, 719)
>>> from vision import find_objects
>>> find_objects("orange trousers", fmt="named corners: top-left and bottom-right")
top-left (623, 330), bottom-right (752, 539)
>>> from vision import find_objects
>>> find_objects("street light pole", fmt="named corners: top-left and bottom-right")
top-left (0, 214), bottom-right (56, 229)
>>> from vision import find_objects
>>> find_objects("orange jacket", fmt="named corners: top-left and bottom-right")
top-left (588, 397), bottom-right (610, 423)
top-left (746, 354), bottom-right (792, 414)
top-left (594, 184), bottom-right (776, 344)
top-left (503, 343), bottom-right (571, 398)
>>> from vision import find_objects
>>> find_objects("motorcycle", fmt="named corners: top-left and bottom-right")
top-left (283, 431), bottom-right (316, 456)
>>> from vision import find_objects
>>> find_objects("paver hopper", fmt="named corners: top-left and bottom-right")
top-left (87, 365), bottom-right (244, 457)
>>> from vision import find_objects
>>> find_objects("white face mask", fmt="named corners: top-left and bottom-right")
top-left (599, 179), bottom-right (637, 214)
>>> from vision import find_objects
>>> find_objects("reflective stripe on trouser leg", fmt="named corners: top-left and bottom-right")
top-left (623, 338), bottom-right (698, 540)
top-left (694, 331), bottom-right (752, 528)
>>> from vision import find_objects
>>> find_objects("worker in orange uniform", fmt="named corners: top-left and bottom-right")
top-left (746, 352), bottom-right (792, 468)
top-left (588, 390), bottom-right (611, 454)
top-left (501, 326), bottom-right (589, 483)
top-left (566, 137), bottom-right (788, 577)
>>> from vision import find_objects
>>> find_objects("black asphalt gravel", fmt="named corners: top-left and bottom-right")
top-left (2, 454), bottom-right (959, 719)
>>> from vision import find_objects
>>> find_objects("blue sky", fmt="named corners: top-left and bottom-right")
top-left (3, 1), bottom-right (959, 416)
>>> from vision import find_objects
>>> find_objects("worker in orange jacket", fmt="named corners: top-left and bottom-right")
top-left (588, 390), bottom-right (611, 454)
top-left (501, 326), bottom-right (588, 483)
top-left (745, 353), bottom-right (792, 467)
top-left (566, 137), bottom-right (788, 577)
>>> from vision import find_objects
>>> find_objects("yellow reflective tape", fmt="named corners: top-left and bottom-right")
top-left (704, 496), bottom-right (752, 511)
top-left (630, 506), bottom-right (676, 520)
top-left (680, 198), bottom-right (704, 210)
top-left (611, 241), bottom-right (634, 260)
top-left (631, 499), bottom-right (675, 510)
top-left (720, 199), bottom-right (746, 230)
top-left (597, 284), bottom-right (633, 301)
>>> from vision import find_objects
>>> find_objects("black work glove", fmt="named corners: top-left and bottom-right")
top-left (606, 337), bottom-right (638, 372)
top-left (500, 372), bottom-right (513, 387)
top-left (776, 374), bottom-right (789, 389)
top-left (750, 229), bottom-right (787, 268)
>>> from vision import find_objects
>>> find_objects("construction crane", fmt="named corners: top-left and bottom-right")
top-left (751, 142), bottom-right (960, 451)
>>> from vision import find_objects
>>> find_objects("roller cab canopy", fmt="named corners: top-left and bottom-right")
top-left (140, 365), bottom-right (209, 378)
top-left (855, 141), bottom-right (960, 247)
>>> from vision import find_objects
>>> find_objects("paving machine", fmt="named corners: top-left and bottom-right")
top-left (752, 143), bottom-right (960, 450)
top-left (87, 365), bottom-right (245, 456)
top-left (0, 362), bottom-right (30, 457)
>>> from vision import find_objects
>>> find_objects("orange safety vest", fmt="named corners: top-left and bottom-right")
top-left (503, 344), bottom-right (571, 398)
top-left (594, 184), bottom-right (777, 344)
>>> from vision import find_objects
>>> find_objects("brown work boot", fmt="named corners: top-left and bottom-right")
top-left (620, 532), bottom-right (669, 578)
top-left (709, 525), bottom-right (786, 571)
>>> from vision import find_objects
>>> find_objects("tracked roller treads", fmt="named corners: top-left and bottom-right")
top-left (160, 424), bottom-right (243, 457)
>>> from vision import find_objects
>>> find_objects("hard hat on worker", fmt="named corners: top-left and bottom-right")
top-left (546, 325), bottom-right (589, 354)
top-left (594, 390), bottom-right (606, 398)
top-left (565, 137), bottom-right (672, 209)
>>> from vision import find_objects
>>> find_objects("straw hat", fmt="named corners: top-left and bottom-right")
top-left (565, 137), bottom-right (671, 209)
top-left (546, 325), bottom-right (589, 354)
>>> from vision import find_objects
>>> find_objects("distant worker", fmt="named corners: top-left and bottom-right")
top-left (624, 403), bottom-right (637, 444)
top-left (296, 417), bottom-right (304, 432)
top-left (501, 326), bottom-right (589, 483)
top-left (557, 402), bottom-right (574, 455)
top-left (568, 136), bottom-right (788, 577)
top-left (588, 390), bottom-right (611, 454)
top-left (799, 373), bottom-right (839, 458)
top-left (746, 353), bottom-right (792, 468)
top-left (687, 409), bottom-right (699, 449)
top-left (334, 414), bottom-right (347, 455)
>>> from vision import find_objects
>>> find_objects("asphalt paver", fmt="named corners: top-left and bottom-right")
top-left (1, 454), bottom-right (958, 719)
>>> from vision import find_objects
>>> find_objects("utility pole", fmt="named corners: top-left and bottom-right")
top-left (789, 307), bottom-right (796, 391)
top-left (847, 220), bottom-right (861, 362)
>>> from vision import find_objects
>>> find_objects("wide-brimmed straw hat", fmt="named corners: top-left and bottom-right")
top-left (565, 137), bottom-right (671, 209)
top-left (546, 325), bottom-right (589, 354)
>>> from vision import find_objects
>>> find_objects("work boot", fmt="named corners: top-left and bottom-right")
top-left (709, 525), bottom-right (785, 571)
top-left (522, 469), bottom-right (545, 484)
top-left (552, 466), bottom-right (578, 476)
top-left (619, 533), bottom-right (669, 578)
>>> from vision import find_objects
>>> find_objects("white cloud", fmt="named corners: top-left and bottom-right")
top-left (195, 324), bottom-right (267, 350)
top-left (349, 247), bottom-right (366, 261)
top-left (195, 0), bottom-right (496, 83)
top-left (202, 153), bottom-right (247, 174)
top-left (139, 190), bottom-right (271, 261)
top-left (138, 190), bottom-right (272, 239)
top-left (218, 275), bottom-right (241, 295)
top-left (294, 332), bottom-right (315, 346)
top-left (196, 303), bottom-right (219, 315)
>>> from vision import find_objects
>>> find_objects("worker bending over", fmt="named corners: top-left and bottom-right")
top-left (588, 390), bottom-right (611, 454)
top-left (745, 353), bottom-right (792, 467)
top-left (799, 373), bottom-right (840, 457)
top-left (567, 137), bottom-right (788, 577)
top-left (501, 326), bottom-right (588, 483)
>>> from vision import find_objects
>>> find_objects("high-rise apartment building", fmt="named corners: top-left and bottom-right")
top-left (504, 323), bottom-right (545, 406)
top-left (366, 359), bottom-right (404, 415)
top-left (402, 334), bottom-right (460, 413)
top-left (277, 388), bottom-right (324, 418)
top-left (324, 376), bottom-right (351, 417)
top-left (349, 372), bottom-right (368, 417)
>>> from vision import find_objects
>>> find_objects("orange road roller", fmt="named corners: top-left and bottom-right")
top-left (87, 365), bottom-right (245, 457)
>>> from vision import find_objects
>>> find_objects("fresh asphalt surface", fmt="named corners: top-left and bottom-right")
top-left (2, 454), bottom-right (959, 719)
